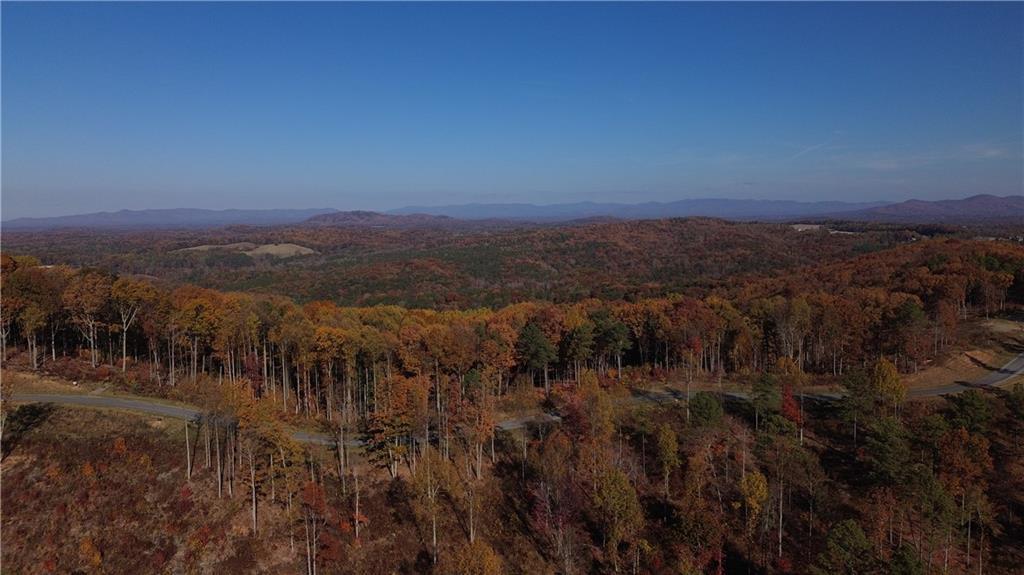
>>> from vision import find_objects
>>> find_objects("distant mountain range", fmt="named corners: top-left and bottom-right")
top-left (389, 198), bottom-right (890, 221)
top-left (304, 210), bottom-right (496, 229)
top-left (825, 194), bottom-right (1024, 223)
top-left (3, 195), bottom-right (1021, 231)
top-left (389, 195), bottom-right (1024, 224)
top-left (1, 208), bottom-right (337, 230)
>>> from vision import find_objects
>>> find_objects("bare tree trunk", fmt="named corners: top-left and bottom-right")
top-left (282, 350), bottom-right (289, 412)
top-left (686, 368), bottom-right (692, 424)
top-left (170, 334), bottom-right (176, 386)
top-left (122, 325), bottom-right (128, 372)
top-left (979, 528), bottom-right (984, 575)
top-left (944, 527), bottom-right (951, 573)
top-left (204, 421), bottom-right (211, 468)
top-left (778, 480), bottom-right (784, 558)
top-left (227, 428), bottom-right (234, 497)
top-left (340, 426), bottom-right (349, 482)
top-left (305, 515), bottom-right (313, 575)
top-left (90, 323), bottom-right (97, 367)
top-left (28, 334), bottom-right (37, 370)
top-left (354, 469), bottom-right (361, 540)
top-left (468, 483), bottom-right (476, 543)
top-left (215, 424), bottom-right (223, 497)
top-left (967, 512), bottom-right (973, 566)
top-left (249, 444), bottom-right (258, 535)
top-left (185, 421), bottom-right (192, 480)
top-left (432, 511), bottom-right (438, 564)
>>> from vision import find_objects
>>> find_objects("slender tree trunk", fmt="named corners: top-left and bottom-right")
top-left (469, 484), bottom-right (476, 543)
top-left (249, 444), bottom-right (258, 535)
top-left (122, 324), bottom-right (129, 372)
top-left (215, 424), bottom-right (223, 497)
top-left (90, 322), bottom-right (97, 367)
top-left (354, 469), bottom-right (361, 540)
top-left (170, 334), bottom-right (176, 386)
top-left (185, 421), bottom-right (192, 480)
top-left (28, 334), bottom-right (37, 370)
top-left (944, 527), bottom-right (951, 573)
top-left (204, 421), bottom-right (211, 468)
top-left (778, 480), bottom-right (784, 558)
top-left (979, 528), bottom-right (984, 575)
top-left (967, 511), bottom-right (973, 566)
top-left (305, 515), bottom-right (313, 575)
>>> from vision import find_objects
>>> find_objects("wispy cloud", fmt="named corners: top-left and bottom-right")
top-left (960, 143), bottom-right (1009, 159)
top-left (855, 142), bottom-right (1016, 171)
top-left (648, 148), bottom-right (746, 167)
top-left (788, 130), bottom-right (845, 160)
top-left (790, 141), bottom-right (830, 160)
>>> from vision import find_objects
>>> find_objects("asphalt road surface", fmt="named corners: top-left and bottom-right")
top-left (7, 392), bottom-right (564, 446)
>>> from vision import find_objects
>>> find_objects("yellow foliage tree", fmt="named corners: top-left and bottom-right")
top-left (870, 358), bottom-right (905, 417)
top-left (740, 470), bottom-right (769, 533)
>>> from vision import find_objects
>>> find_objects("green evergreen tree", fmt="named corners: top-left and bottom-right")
top-left (811, 519), bottom-right (877, 575)
top-left (517, 321), bottom-right (557, 394)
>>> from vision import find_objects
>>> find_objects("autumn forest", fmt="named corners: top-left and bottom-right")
top-left (2, 219), bottom-right (1024, 574)
top-left (5, 0), bottom-right (1024, 572)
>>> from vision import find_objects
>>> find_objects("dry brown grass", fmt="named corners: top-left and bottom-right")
top-left (1, 369), bottom-right (94, 394)
top-left (174, 241), bottom-right (316, 258)
top-left (174, 241), bottom-right (258, 252)
top-left (902, 316), bottom-right (1024, 390)
top-left (242, 243), bottom-right (316, 257)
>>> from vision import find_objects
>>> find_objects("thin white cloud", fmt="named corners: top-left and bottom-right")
top-left (648, 148), bottom-right (747, 167)
top-left (960, 143), bottom-right (1009, 159)
top-left (832, 141), bottom-right (1018, 172)
top-left (790, 141), bottom-right (830, 161)
top-left (788, 131), bottom-right (844, 161)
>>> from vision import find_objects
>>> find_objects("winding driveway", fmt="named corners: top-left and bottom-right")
top-left (10, 350), bottom-right (1024, 446)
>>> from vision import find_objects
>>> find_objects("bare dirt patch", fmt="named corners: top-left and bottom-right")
top-left (242, 242), bottom-right (316, 257)
top-left (174, 241), bottom-right (257, 252)
top-left (902, 349), bottom-right (1011, 390)
top-left (983, 317), bottom-right (1024, 336)
top-left (903, 317), bottom-right (1024, 391)
top-left (174, 241), bottom-right (316, 258)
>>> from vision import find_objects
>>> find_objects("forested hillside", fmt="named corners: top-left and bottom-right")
top-left (3, 236), bottom-right (1024, 573)
top-left (1, 218), bottom-right (918, 308)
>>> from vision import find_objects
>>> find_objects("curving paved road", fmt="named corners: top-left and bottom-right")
top-left (11, 393), bottom-right (201, 420)
top-left (7, 392), bottom-right (564, 446)
top-left (10, 349), bottom-right (1023, 446)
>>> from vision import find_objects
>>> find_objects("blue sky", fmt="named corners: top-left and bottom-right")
top-left (2, 2), bottom-right (1021, 218)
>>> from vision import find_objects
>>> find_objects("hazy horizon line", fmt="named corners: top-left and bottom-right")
top-left (7, 192), bottom-right (1024, 223)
